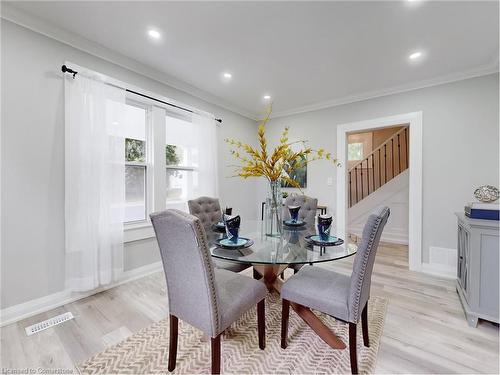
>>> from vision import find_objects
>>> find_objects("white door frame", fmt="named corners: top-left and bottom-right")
top-left (336, 111), bottom-right (423, 271)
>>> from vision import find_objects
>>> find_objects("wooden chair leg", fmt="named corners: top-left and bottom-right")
top-left (281, 299), bottom-right (290, 349)
top-left (168, 315), bottom-right (178, 372)
top-left (211, 334), bottom-right (221, 374)
top-left (361, 303), bottom-right (369, 347)
top-left (257, 299), bottom-right (265, 349)
top-left (349, 323), bottom-right (358, 375)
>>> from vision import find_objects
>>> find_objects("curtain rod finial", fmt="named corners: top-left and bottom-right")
top-left (62, 65), bottom-right (78, 79)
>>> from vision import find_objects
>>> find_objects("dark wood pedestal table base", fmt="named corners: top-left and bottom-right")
top-left (209, 220), bottom-right (357, 352)
top-left (252, 264), bottom-right (346, 349)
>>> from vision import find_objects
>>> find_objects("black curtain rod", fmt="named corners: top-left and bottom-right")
top-left (61, 65), bottom-right (222, 123)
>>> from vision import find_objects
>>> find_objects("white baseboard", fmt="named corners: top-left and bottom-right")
top-left (349, 228), bottom-right (408, 245)
top-left (421, 262), bottom-right (456, 279)
top-left (0, 261), bottom-right (163, 327)
top-left (422, 246), bottom-right (457, 279)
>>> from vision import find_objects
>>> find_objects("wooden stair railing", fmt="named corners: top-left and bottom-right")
top-left (348, 126), bottom-right (409, 207)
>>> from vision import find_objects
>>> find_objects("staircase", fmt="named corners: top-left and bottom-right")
top-left (348, 126), bottom-right (409, 207)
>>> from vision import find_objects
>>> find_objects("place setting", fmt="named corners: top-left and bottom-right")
top-left (213, 212), bottom-right (254, 250)
top-left (283, 205), bottom-right (307, 228)
top-left (212, 207), bottom-right (233, 233)
top-left (304, 214), bottom-right (344, 247)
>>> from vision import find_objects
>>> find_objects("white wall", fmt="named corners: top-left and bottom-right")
top-left (259, 73), bottom-right (499, 264)
top-left (1, 20), bottom-right (258, 310)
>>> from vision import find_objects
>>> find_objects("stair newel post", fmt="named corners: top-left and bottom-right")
top-left (355, 167), bottom-right (358, 204)
top-left (371, 154), bottom-right (375, 194)
top-left (349, 171), bottom-right (352, 207)
top-left (405, 127), bottom-right (408, 169)
top-left (360, 162), bottom-right (364, 200)
top-left (391, 138), bottom-right (394, 178)
top-left (384, 144), bottom-right (387, 184)
top-left (378, 149), bottom-right (381, 190)
top-left (398, 133), bottom-right (401, 175)
top-left (366, 158), bottom-right (370, 195)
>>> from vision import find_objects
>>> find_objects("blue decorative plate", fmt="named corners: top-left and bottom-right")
top-left (215, 237), bottom-right (254, 249)
top-left (283, 219), bottom-right (306, 227)
top-left (304, 235), bottom-right (344, 246)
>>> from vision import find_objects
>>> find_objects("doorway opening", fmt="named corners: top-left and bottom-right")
top-left (347, 124), bottom-right (409, 247)
top-left (336, 112), bottom-right (422, 271)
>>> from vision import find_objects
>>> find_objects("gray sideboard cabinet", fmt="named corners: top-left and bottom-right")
top-left (455, 213), bottom-right (499, 327)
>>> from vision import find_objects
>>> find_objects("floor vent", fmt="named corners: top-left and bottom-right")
top-left (25, 312), bottom-right (74, 336)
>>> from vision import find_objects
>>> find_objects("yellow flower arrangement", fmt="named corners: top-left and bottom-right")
top-left (225, 106), bottom-right (339, 189)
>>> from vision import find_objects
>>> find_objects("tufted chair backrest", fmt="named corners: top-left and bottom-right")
top-left (150, 209), bottom-right (221, 337)
top-left (347, 206), bottom-right (390, 323)
top-left (188, 196), bottom-right (223, 232)
top-left (283, 195), bottom-right (318, 224)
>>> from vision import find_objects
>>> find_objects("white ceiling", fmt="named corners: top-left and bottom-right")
top-left (5, 1), bottom-right (499, 118)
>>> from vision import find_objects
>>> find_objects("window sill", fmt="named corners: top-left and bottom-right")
top-left (124, 221), bottom-right (155, 243)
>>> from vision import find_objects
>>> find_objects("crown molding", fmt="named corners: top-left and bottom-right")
top-left (2, 2), bottom-right (497, 122)
top-left (271, 59), bottom-right (499, 118)
top-left (0, 2), bottom-right (257, 120)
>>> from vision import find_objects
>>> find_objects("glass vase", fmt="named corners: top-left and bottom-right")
top-left (265, 180), bottom-right (283, 237)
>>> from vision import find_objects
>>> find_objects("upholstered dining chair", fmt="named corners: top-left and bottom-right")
top-left (188, 196), bottom-right (250, 273)
top-left (282, 194), bottom-right (319, 276)
top-left (280, 206), bottom-right (390, 374)
top-left (150, 209), bottom-right (268, 374)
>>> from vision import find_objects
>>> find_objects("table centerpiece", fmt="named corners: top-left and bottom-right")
top-left (225, 107), bottom-right (339, 236)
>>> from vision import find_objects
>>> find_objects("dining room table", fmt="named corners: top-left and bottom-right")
top-left (208, 220), bottom-right (357, 350)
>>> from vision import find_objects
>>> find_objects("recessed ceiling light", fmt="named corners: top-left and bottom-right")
top-left (148, 29), bottom-right (161, 39)
top-left (409, 51), bottom-right (422, 60)
top-left (263, 95), bottom-right (271, 100)
top-left (406, 0), bottom-right (424, 8)
top-left (223, 72), bottom-right (232, 79)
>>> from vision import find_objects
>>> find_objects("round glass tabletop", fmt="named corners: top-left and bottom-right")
top-left (208, 220), bottom-right (357, 265)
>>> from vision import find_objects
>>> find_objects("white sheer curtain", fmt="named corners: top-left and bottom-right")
top-left (193, 113), bottom-right (218, 198)
top-left (64, 74), bottom-right (126, 292)
top-left (165, 113), bottom-right (218, 211)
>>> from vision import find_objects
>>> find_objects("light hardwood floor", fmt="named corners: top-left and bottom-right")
top-left (1, 243), bottom-right (498, 373)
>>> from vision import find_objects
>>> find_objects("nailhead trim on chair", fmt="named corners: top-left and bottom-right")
top-left (171, 209), bottom-right (221, 336)
top-left (350, 207), bottom-right (389, 323)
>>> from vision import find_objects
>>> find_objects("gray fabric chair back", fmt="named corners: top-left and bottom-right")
top-left (348, 206), bottom-right (390, 322)
top-left (283, 195), bottom-right (318, 224)
top-left (188, 196), bottom-right (222, 231)
top-left (150, 209), bottom-right (220, 337)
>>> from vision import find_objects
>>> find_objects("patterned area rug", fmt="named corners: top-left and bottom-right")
top-left (78, 294), bottom-right (388, 374)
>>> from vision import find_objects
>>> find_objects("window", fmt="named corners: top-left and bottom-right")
top-left (348, 142), bottom-right (363, 161)
top-left (165, 113), bottom-right (217, 210)
top-left (116, 93), bottom-right (216, 224)
top-left (124, 103), bottom-right (148, 223)
top-left (165, 115), bottom-right (200, 210)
